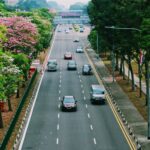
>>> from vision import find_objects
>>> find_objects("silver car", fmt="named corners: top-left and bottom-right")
top-left (47, 59), bottom-right (57, 71)
top-left (67, 60), bottom-right (77, 70)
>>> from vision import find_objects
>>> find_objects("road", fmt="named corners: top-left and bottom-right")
top-left (20, 25), bottom-right (130, 150)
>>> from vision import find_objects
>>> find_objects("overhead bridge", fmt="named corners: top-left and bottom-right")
top-left (53, 10), bottom-right (90, 25)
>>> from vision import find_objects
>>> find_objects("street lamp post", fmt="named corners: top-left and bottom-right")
top-left (105, 26), bottom-right (116, 82)
top-left (105, 26), bottom-right (150, 139)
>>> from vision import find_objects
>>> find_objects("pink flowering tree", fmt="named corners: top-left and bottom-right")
top-left (0, 16), bottom-right (38, 54)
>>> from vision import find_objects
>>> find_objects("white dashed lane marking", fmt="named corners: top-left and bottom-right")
top-left (93, 138), bottom-right (97, 145)
top-left (59, 97), bottom-right (61, 101)
top-left (56, 138), bottom-right (59, 144)
top-left (85, 104), bottom-right (88, 108)
top-left (59, 84), bottom-right (61, 88)
top-left (58, 104), bottom-right (60, 109)
top-left (59, 90), bottom-right (61, 94)
top-left (58, 113), bottom-right (60, 119)
top-left (90, 125), bottom-right (93, 130)
top-left (88, 113), bottom-right (91, 119)
top-left (84, 96), bottom-right (86, 101)
top-left (82, 90), bottom-right (84, 94)
top-left (81, 84), bottom-right (83, 88)
top-left (57, 124), bottom-right (60, 130)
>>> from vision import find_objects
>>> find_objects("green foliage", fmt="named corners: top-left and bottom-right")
top-left (13, 53), bottom-right (30, 80)
top-left (0, 24), bottom-right (7, 49)
top-left (17, 0), bottom-right (48, 11)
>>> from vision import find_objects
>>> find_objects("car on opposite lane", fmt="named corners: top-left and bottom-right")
top-left (61, 96), bottom-right (77, 111)
top-left (64, 52), bottom-right (72, 59)
top-left (67, 60), bottom-right (77, 70)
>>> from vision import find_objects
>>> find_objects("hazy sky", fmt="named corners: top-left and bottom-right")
top-left (47, 0), bottom-right (90, 9)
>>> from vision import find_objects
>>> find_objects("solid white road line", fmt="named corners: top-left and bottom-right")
top-left (18, 25), bottom-right (57, 150)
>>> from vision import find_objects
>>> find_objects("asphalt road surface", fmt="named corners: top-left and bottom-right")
top-left (20, 25), bottom-right (130, 150)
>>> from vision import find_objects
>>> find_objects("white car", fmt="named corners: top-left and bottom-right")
top-left (76, 47), bottom-right (84, 53)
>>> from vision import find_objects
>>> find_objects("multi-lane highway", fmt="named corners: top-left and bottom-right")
top-left (20, 25), bottom-right (131, 150)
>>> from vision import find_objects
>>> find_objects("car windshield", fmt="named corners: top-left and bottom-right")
top-left (64, 97), bottom-right (75, 103)
top-left (48, 61), bottom-right (56, 65)
top-left (69, 61), bottom-right (75, 65)
top-left (93, 89), bottom-right (105, 94)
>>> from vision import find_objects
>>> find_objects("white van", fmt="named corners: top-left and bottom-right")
top-left (47, 59), bottom-right (57, 71)
top-left (90, 84), bottom-right (106, 104)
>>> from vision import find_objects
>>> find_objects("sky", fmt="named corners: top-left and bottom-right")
top-left (47, 0), bottom-right (91, 9)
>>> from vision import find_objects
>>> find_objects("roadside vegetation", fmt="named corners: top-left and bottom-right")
top-left (0, 0), bottom-right (54, 145)
top-left (87, 0), bottom-right (150, 106)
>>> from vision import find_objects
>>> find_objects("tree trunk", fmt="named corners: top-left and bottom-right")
top-left (145, 62), bottom-right (149, 106)
top-left (119, 57), bottom-right (123, 75)
top-left (7, 96), bottom-right (12, 111)
top-left (115, 53), bottom-right (119, 71)
top-left (122, 60), bottom-right (126, 80)
top-left (16, 82), bottom-right (20, 98)
top-left (0, 110), bottom-right (3, 128)
top-left (128, 56), bottom-right (135, 91)
top-left (138, 63), bottom-right (142, 97)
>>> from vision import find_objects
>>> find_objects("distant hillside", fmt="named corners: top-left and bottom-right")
top-left (16, 0), bottom-right (48, 10)
top-left (47, 1), bottom-right (64, 11)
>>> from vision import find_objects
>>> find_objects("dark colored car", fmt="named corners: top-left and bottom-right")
top-left (82, 64), bottom-right (92, 75)
top-left (64, 52), bottom-right (72, 59)
top-left (61, 96), bottom-right (77, 111)
top-left (67, 60), bottom-right (77, 70)
top-left (74, 38), bottom-right (79, 42)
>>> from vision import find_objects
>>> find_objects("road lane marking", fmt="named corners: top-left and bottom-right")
top-left (18, 25), bottom-right (58, 150)
top-left (59, 97), bottom-right (61, 101)
top-left (60, 75), bottom-right (61, 79)
top-left (90, 125), bottom-right (93, 130)
top-left (58, 104), bottom-right (60, 109)
top-left (93, 138), bottom-right (97, 145)
top-left (80, 79), bottom-right (82, 83)
top-left (85, 104), bottom-right (88, 108)
top-left (58, 113), bottom-right (60, 119)
top-left (59, 90), bottom-right (61, 94)
top-left (59, 84), bottom-right (61, 88)
top-left (84, 96), bottom-right (86, 100)
top-left (84, 49), bottom-right (136, 150)
top-left (88, 113), bottom-right (91, 119)
top-left (82, 90), bottom-right (84, 94)
top-left (81, 84), bottom-right (83, 88)
top-left (60, 80), bottom-right (61, 83)
top-left (57, 124), bottom-right (60, 130)
top-left (56, 138), bottom-right (59, 144)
